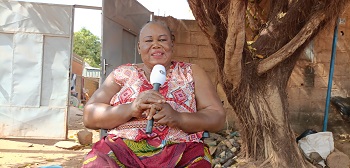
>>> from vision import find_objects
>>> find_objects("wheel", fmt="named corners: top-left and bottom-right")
top-left (70, 96), bottom-right (79, 107)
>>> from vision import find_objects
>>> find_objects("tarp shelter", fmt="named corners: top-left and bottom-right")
top-left (0, 1), bottom-right (73, 139)
top-left (0, 0), bottom-right (152, 139)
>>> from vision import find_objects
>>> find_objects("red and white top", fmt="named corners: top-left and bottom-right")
top-left (108, 61), bottom-right (203, 143)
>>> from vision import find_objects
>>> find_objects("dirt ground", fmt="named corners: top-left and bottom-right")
top-left (0, 106), bottom-right (349, 168)
top-left (0, 106), bottom-right (100, 168)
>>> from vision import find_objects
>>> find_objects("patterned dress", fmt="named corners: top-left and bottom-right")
top-left (82, 61), bottom-right (211, 168)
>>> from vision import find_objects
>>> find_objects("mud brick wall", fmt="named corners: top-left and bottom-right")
top-left (287, 9), bottom-right (350, 134)
top-left (156, 10), bottom-right (350, 133)
top-left (84, 77), bottom-right (99, 102)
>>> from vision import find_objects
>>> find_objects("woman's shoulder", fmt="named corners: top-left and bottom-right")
top-left (112, 63), bottom-right (142, 74)
top-left (115, 63), bottom-right (136, 70)
top-left (112, 63), bottom-right (140, 77)
top-left (173, 61), bottom-right (204, 70)
top-left (173, 61), bottom-right (192, 68)
top-left (112, 63), bottom-right (140, 85)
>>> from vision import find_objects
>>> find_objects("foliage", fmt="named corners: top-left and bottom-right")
top-left (73, 28), bottom-right (101, 68)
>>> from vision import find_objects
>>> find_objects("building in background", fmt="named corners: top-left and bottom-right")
top-left (82, 62), bottom-right (100, 104)
top-left (71, 54), bottom-right (100, 105)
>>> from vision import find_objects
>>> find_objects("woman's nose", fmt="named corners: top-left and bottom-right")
top-left (151, 41), bottom-right (161, 48)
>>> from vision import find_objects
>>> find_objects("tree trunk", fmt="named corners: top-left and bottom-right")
top-left (228, 49), bottom-right (309, 167)
top-left (188, 0), bottom-right (349, 167)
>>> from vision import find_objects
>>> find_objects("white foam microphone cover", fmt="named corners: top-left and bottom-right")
top-left (150, 64), bottom-right (166, 85)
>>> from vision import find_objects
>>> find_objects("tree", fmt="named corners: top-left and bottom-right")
top-left (73, 28), bottom-right (101, 68)
top-left (188, 0), bottom-right (348, 167)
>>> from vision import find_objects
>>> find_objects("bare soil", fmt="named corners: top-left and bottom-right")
top-left (0, 106), bottom-right (100, 168)
top-left (0, 106), bottom-right (349, 168)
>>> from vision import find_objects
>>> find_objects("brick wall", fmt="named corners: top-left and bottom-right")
top-left (156, 10), bottom-right (350, 133)
top-left (72, 54), bottom-right (84, 75)
top-left (83, 77), bottom-right (99, 104)
top-left (287, 9), bottom-right (350, 134)
top-left (71, 54), bottom-right (84, 103)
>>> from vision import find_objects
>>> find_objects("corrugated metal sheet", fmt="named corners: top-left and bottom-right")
top-left (83, 68), bottom-right (101, 78)
top-left (0, 1), bottom-right (72, 36)
top-left (12, 33), bottom-right (43, 107)
top-left (0, 1), bottom-right (73, 139)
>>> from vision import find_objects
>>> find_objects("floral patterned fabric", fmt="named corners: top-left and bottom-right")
top-left (82, 135), bottom-right (212, 168)
top-left (108, 61), bottom-right (203, 144)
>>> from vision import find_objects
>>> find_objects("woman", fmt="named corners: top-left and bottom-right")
top-left (82, 21), bottom-right (225, 168)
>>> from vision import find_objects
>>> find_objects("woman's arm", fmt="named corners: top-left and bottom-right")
top-left (153, 64), bottom-right (226, 133)
top-left (83, 70), bottom-right (166, 130)
top-left (178, 64), bottom-right (225, 133)
top-left (83, 72), bottom-right (132, 130)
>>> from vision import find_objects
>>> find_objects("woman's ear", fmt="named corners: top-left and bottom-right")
top-left (137, 42), bottom-right (141, 54)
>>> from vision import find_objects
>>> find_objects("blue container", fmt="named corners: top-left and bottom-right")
top-left (39, 165), bottom-right (63, 168)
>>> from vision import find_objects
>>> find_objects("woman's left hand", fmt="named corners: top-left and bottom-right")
top-left (149, 103), bottom-right (181, 128)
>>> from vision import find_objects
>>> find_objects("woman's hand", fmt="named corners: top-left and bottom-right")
top-left (151, 103), bottom-right (181, 128)
top-left (130, 90), bottom-right (165, 118)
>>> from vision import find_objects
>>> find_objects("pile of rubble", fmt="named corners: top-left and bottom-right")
top-left (204, 130), bottom-right (242, 168)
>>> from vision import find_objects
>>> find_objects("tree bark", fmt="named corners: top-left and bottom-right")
top-left (230, 53), bottom-right (310, 167)
top-left (188, 0), bottom-right (349, 167)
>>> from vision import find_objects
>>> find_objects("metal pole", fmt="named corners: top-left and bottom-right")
top-left (322, 18), bottom-right (339, 131)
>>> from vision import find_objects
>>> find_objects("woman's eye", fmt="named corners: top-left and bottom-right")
top-left (145, 40), bottom-right (152, 42)
top-left (159, 39), bottom-right (167, 42)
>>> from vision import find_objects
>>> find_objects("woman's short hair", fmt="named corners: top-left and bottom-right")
top-left (140, 20), bottom-right (175, 42)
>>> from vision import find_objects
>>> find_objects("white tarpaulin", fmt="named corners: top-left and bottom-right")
top-left (0, 1), bottom-right (73, 139)
top-left (298, 132), bottom-right (335, 167)
top-left (0, 1), bottom-right (71, 36)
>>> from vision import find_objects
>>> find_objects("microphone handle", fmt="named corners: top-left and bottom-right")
top-left (146, 83), bottom-right (161, 134)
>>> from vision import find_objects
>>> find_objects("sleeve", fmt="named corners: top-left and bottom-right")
top-left (112, 65), bottom-right (127, 87)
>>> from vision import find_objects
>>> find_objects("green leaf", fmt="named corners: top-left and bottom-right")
top-left (73, 28), bottom-right (101, 67)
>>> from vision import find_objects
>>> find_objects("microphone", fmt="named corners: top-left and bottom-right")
top-left (146, 64), bottom-right (166, 134)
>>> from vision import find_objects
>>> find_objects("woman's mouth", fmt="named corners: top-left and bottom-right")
top-left (151, 52), bottom-right (163, 56)
top-left (151, 52), bottom-right (164, 58)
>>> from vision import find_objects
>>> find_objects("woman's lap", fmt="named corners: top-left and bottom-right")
top-left (82, 135), bottom-right (211, 168)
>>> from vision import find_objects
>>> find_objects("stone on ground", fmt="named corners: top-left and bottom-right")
top-left (77, 130), bottom-right (93, 145)
top-left (326, 149), bottom-right (350, 168)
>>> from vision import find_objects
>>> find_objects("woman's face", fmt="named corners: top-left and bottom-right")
top-left (138, 22), bottom-right (174, 69)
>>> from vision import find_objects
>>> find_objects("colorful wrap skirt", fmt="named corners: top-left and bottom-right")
top-left (82, 134), bottom-right (212, 168)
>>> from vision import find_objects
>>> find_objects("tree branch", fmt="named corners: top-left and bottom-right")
top-left (257, 12), bottom-right (326, 75)
top-left (188, 0), bottom-right (213, 38)
top-left (223, 0), bottom-right (246, 88)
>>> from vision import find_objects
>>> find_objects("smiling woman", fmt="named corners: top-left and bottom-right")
top-left (81, 20), bottom-right (226, 167)
top-left (138, 22), bottom-right (174, 73)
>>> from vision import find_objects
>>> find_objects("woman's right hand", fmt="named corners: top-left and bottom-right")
top-left (130, 90), bottom-right (165, 118)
